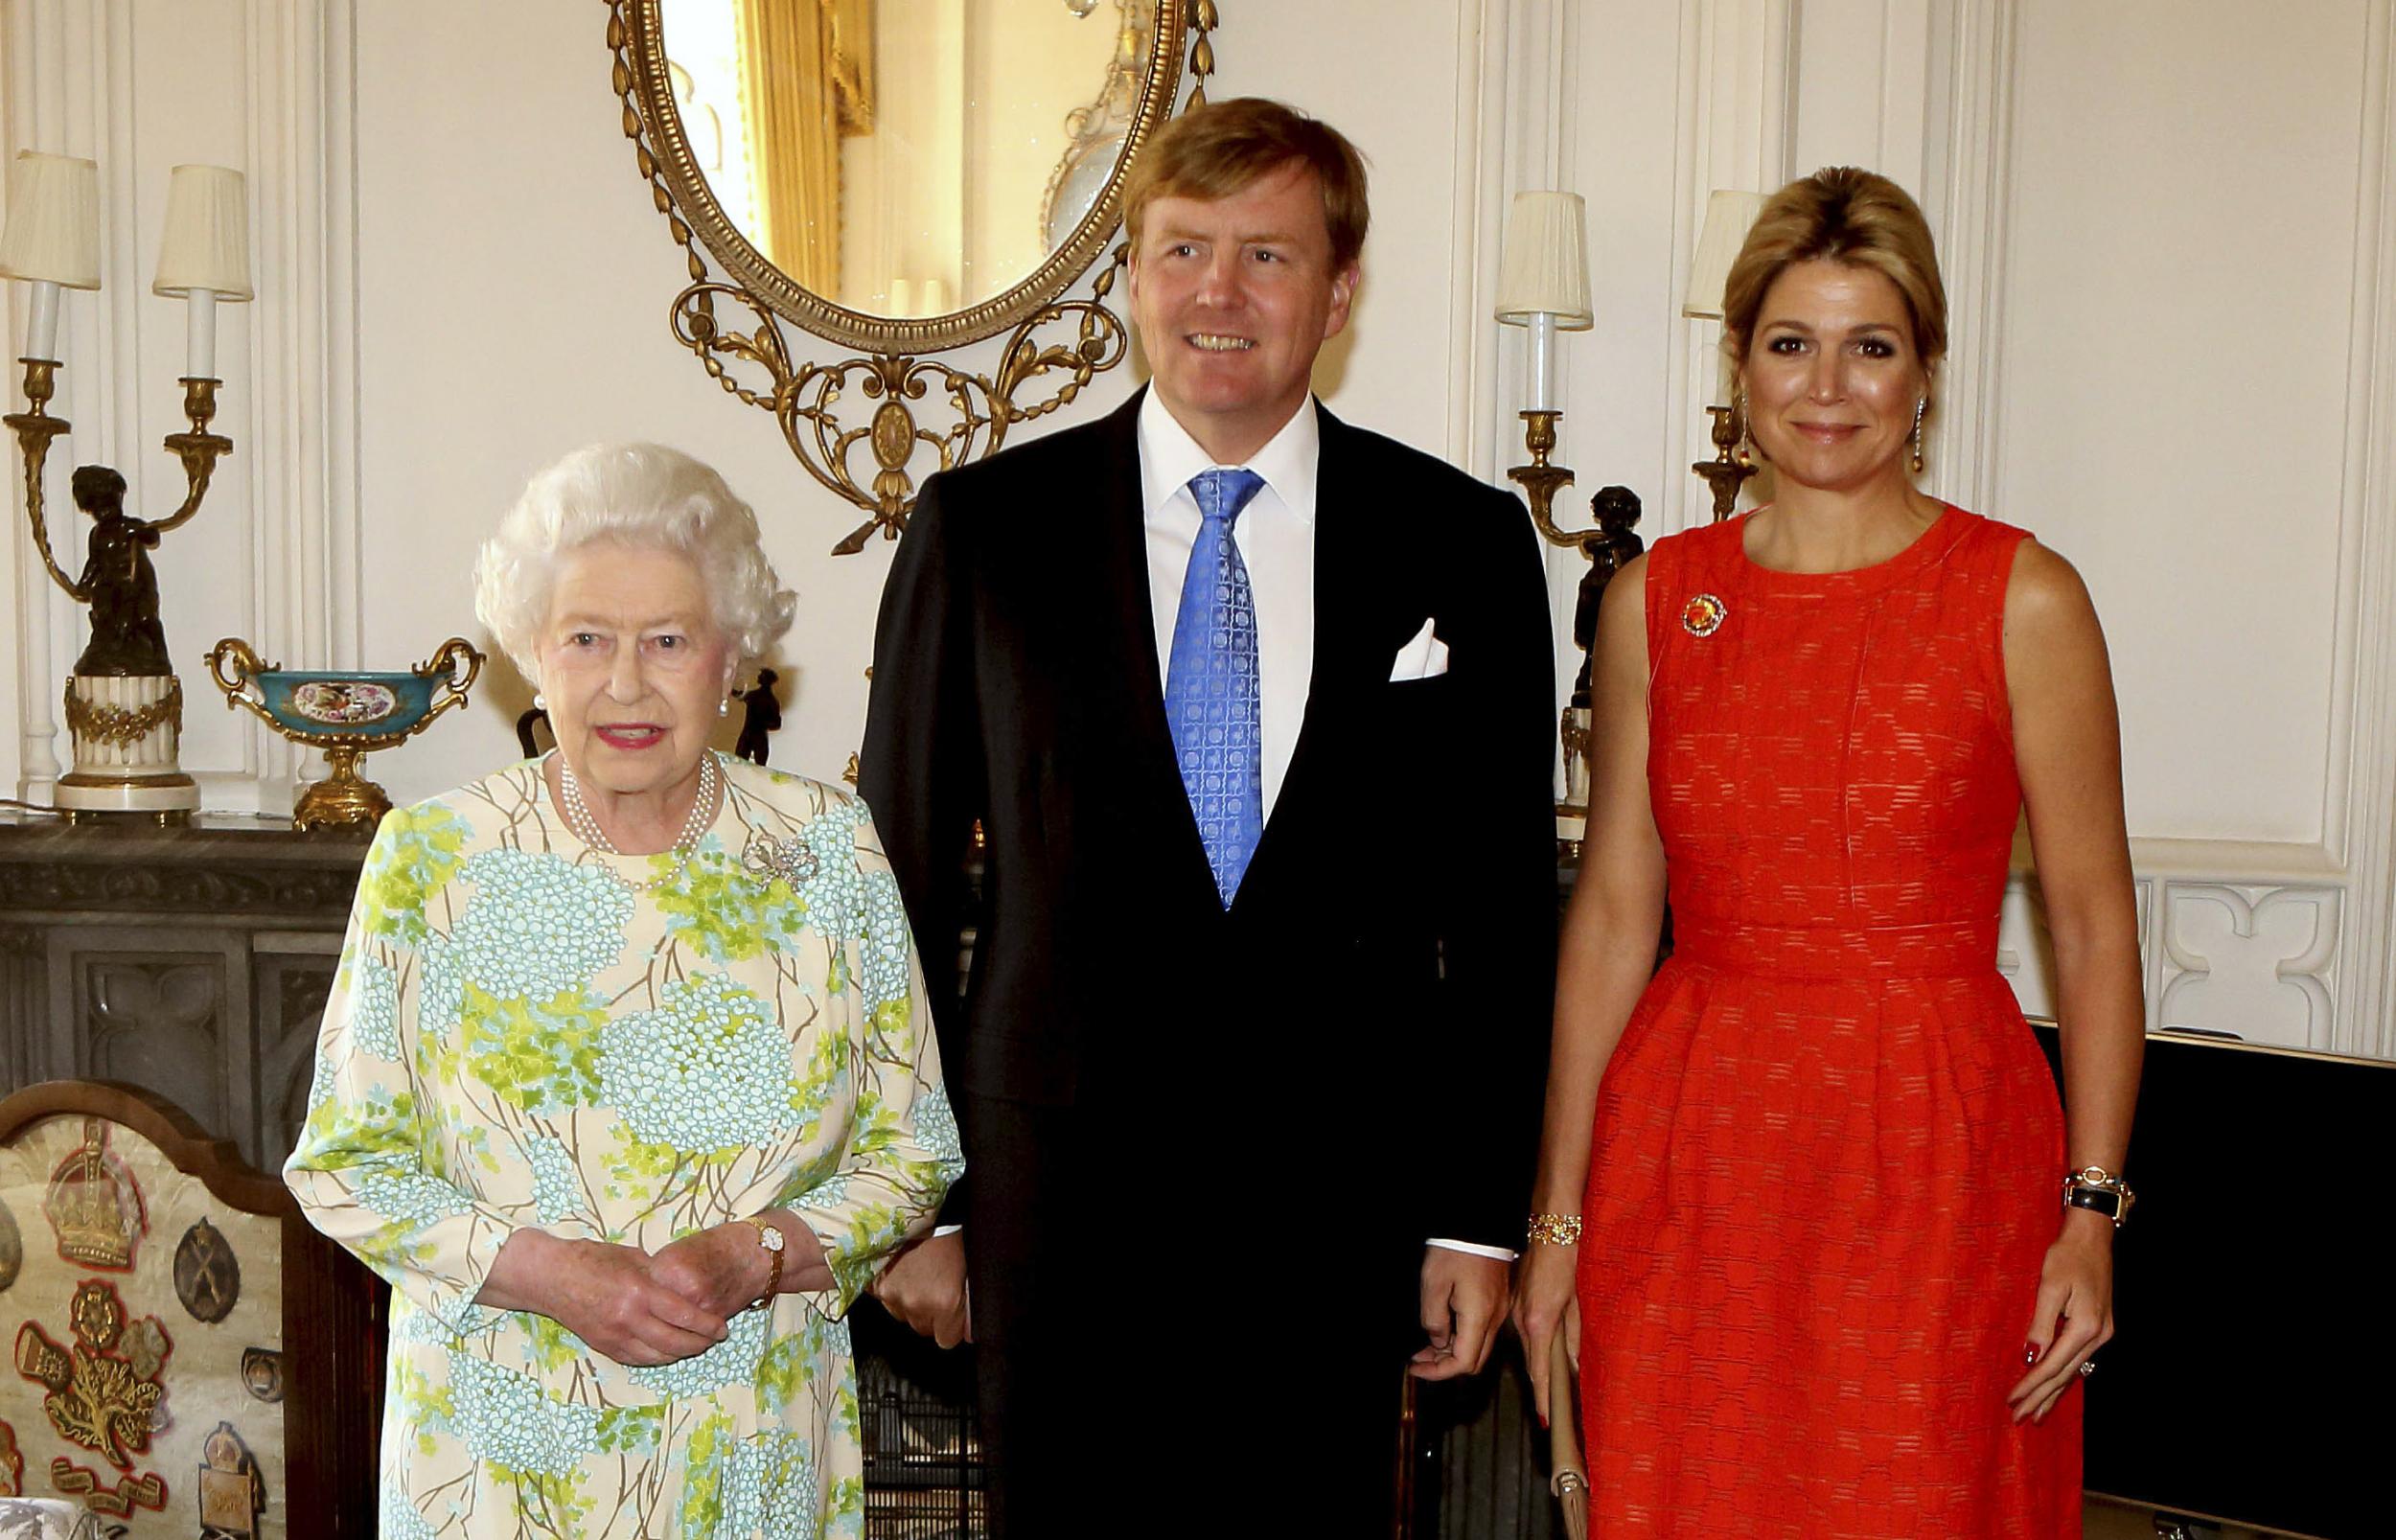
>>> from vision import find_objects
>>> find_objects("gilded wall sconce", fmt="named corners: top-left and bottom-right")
top-left (1684, 189), bottom-right (1766, 522)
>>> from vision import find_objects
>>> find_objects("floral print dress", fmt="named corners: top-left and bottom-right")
top-left (284, 754), bottom-right (960, 1539)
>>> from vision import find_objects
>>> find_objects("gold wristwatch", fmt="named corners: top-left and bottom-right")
top-left (739, 1216), bottom-right (786, 1306)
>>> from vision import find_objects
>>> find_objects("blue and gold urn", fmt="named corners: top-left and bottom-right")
top-left (205, 636), bottom-right (482, 831)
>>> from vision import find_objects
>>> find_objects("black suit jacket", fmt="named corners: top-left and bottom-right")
top-left (862, 389), bottom-right (1556, 1258)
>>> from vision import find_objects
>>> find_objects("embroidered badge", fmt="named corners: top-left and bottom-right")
top-left (0, 1193), bottom-right (20, 1293)
top-left (48, 1457), bottom-right (166, 1517)
top-left (1681, 592), bottom-right (1729, 637)
top-left (196, 1420), bottom-right (266, 1536)
top-left (173, 1218), bottom-right (241, 1323)
top-left (240, 1346), bottom-right (284, 1404)
top-left (14, 1277), bottom-right (173, 1470)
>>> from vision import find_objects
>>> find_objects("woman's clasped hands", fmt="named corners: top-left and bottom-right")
top-left (479, 1218), bottom-right (831, 1368)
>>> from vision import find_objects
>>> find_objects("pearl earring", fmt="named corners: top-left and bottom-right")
top-left (719, 697), bottom-right (731, 718)
top-left (533, 692), bottom-right (547, 711)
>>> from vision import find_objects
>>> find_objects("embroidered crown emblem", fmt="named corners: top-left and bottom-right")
top-left (43, 1118), bottom-right (147, 1271)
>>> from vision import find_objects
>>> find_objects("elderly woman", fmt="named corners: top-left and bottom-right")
top-left (1512, 169), bottom-right (2143, 1534)
top-left (286, 443), bottom-right (959, 1539)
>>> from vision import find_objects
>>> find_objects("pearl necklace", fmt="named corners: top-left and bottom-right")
top-left (555, 749), bottom-right (720, 892)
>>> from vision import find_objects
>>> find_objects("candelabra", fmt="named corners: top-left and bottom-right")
top-left (1496, 191), bottom-right (1617, 850)
top-left (1, 155), bottom-right (250, 820)
top-left (1684, 189), bottom-right (1766, 522)
top-left (1692, 401), bottom-right (1758, 522)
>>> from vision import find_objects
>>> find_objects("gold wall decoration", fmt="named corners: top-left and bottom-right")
top-left (607, 0), bottom-right (1217, 554)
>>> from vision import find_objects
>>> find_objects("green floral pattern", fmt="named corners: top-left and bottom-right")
top-left (286, 755), bottom-right (954, 1538)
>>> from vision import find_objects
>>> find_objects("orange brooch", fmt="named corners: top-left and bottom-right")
top-left (1681, 593), bottom-right (1728, 637)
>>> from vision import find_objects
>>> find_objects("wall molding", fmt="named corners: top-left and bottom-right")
top-left (5, 0), bottom-right (132, 798)
top-left (228, 0), bottom-right (364, 812)
top-left (2330, 0), bottom-right (2396, 1056)
top-left (1662, 0), bottom-right (1796, 537)
top-left (2002, 837), bottom-right (2357, 1054)
top-left (2158, 882), bottom-right (2341, 1050)
top-left (1452, 0), bottom-right (1588, 789)
top-left (1920, 0), bottom-right (2018, 513)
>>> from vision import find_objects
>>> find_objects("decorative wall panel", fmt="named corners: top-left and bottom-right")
top-left (2157, 885), bottom-right (2341, 1052)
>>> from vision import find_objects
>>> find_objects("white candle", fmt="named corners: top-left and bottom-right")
top-left (1526, 311), bottom-right (1558, 412)
top-left (185, 287), bottom-right (217, 379)
top-left (24, 279), bottom-right (59, 360)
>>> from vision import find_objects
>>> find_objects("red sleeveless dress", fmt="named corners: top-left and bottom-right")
top-left (1577, 506), bottom-right (2080, 1536)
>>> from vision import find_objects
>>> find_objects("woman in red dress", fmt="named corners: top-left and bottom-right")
top-left (1511, 169), bottom-right (2144, 1536)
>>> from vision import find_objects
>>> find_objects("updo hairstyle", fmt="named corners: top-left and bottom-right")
top-left (1720, 168), bottom-right (1947, 426)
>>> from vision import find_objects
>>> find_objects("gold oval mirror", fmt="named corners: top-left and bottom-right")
top-left (619, 0), bottom-right (1200, 356)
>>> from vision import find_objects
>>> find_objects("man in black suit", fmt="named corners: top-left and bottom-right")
top-left (861, 99), bottom-right (1556, 1534)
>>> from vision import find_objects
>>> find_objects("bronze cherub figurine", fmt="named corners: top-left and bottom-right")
top-left (66, 465), bottom-right (173, 677)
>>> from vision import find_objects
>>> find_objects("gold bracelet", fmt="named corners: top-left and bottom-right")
top-left (1528, 1212), bottom-right (1582, 1247)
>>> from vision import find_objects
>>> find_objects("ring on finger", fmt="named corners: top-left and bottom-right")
top-left (2078, 1359), bottom-right (2096, 1377)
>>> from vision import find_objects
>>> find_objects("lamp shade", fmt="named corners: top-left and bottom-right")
top-left (0, 151), bottom-right (102, 289)
top-left (1495, 191), bottom-right (1593, 329)
top-left (151, 165), bottom-right (252, 300)
top-left (1682, 189), bottom-right (1766, 319)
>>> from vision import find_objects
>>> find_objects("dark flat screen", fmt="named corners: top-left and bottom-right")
top-left (2034, 1024), bottom-right (2389, 1540)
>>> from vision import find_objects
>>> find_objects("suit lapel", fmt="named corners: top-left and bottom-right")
top-left (1239, 408), bottom-right (1397, 895)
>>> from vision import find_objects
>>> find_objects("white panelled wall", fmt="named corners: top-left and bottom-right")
top-left (5, 0), bottom-right (2393, 1054)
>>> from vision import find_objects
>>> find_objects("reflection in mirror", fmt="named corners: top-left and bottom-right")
top-left (658, 0), bottom-right (1154, 321)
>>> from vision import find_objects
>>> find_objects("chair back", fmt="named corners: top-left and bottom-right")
top-left (0, 1080), bottom-right (380, 1536)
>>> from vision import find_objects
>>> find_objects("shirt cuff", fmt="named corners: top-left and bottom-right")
top-left (930, 1224), bottom-right (963, 1239)
top-left (1427, 1236), bottom-right (1519, 1263)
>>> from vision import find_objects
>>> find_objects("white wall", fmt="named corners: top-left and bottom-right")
top-left (8, 0), bottom-right (2396, 1054)
top-left (1, 0), bottom-right (1505, 809)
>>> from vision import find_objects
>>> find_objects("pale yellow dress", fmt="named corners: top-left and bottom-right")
top-left (285, 755), bottom-right (959, 1539)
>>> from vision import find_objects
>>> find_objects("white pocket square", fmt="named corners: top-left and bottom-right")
top-left (1388, 617), bottom-right (1450, 681)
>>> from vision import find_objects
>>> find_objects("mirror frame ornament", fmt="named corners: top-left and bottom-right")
top-left (607, 0), bottom-right (1218, 554)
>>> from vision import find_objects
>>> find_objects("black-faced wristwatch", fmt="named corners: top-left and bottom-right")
top-left (2061, 1166), bottom-right (2135, 1228)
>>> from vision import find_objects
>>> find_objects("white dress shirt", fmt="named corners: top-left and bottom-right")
top-left (1138, 388), bottom-right (1317, 819)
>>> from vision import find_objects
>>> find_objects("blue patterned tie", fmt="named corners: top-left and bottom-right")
top-left (1164, 467), bottom-right (1268, 907)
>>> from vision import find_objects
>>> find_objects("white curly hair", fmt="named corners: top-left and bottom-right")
top-left (473, 443), bottom-right (797, 686)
